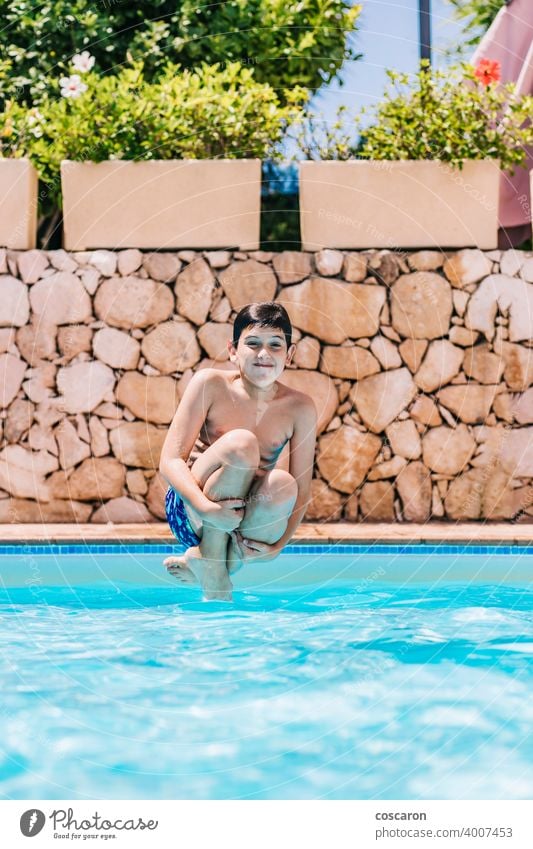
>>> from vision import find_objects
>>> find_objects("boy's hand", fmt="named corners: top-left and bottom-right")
top-left (202, 498), bottom-right (245, 532)
top-left (231, 531), bottom-right (282, 562)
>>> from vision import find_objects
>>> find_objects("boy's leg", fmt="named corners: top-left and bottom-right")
top-left (227, 469), bottom-right (298, 574)
top-left (165, 429), bottom-right (260, 598)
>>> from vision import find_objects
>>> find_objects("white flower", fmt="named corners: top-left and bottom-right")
top-left (27, 110), bottom-right (44, 137)
top-left (71, 51), bottom-right (95, 73)
top-left (60, 74), bottom-right (88, 99)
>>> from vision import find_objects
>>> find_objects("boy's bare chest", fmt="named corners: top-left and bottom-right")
top-left (201, 393), bottom-right (293, 455)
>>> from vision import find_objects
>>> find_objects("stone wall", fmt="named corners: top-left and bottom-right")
top-left (0, 245), bottom-right (532, 524)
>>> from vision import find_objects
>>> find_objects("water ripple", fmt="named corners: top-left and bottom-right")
top-left (0, 581), bottom-right (531, 800)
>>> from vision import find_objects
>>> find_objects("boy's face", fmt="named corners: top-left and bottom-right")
top-left (228, 325), bottom-right (295, 388)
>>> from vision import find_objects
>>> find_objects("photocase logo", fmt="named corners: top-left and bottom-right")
top-left (20, 809), bottom-right (46, 837)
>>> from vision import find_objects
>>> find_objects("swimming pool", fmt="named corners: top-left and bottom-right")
top-left (0, 543), bottom-right (531, 800)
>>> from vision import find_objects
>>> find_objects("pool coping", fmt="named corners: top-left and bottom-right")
top-left (0, 522), bottom-right (531, 546)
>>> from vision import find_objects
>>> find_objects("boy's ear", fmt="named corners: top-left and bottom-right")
top-left (286, 343), bottom-right (296, 364)
top-left (228, 339), bottom-right (238, 361)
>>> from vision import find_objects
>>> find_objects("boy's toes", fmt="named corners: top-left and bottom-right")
top-left (166, 566), bottom-right (197, 584)
top-left (164, 556), bottom-right (198, 584)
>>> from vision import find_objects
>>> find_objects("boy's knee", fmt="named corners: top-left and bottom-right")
top-left (264, 470), bottom-right (298, 505)
top-left (221, 429), bottom-right (260, 468)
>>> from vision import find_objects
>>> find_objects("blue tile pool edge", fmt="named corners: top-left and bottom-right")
top-left (0, 542), bottom-right (531, 556)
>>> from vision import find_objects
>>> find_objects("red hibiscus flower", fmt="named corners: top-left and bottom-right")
top-left (474, 59), bottom-right (501, 86)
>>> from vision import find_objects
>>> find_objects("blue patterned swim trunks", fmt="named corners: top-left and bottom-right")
top-left (165, 488), bottom-right (201, 548)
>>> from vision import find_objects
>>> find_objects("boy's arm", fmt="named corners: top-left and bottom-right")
top-left (273, 396), bottom-right (317, 551)
top-left (159, 370), bottom-right (218, 516)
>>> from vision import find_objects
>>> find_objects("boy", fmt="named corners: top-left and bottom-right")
top-left (159, 302), bottom-right (317, 600)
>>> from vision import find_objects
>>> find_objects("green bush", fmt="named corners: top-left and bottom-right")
top-left (0, 61), bottom-right (305, 202)
top-left (296, 62), bottom-right (533, 172)
top-left (448, 0), bottom-right (504, 47)
top-left (295, 104), bottom-right (357, 160)
top-left (0, 0), bottom-right (361, 105)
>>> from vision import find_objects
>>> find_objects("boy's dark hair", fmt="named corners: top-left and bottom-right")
top-left (233, 302), bottom-right (292, 349)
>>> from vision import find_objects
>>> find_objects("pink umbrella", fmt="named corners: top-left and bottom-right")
top-left (472, 0), bottom-right (533, 247)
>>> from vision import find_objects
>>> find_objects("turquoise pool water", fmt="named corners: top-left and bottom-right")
top-left (0, 544), bottom-right (532, 800)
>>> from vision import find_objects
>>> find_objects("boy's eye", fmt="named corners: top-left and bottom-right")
top-left (245, 339), bottom-right (283, 350)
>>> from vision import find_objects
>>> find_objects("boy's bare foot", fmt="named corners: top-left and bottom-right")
top-left (165, 547), bottom-right (233, 601)
top-left (164, 555), bottom-right (197, 584)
